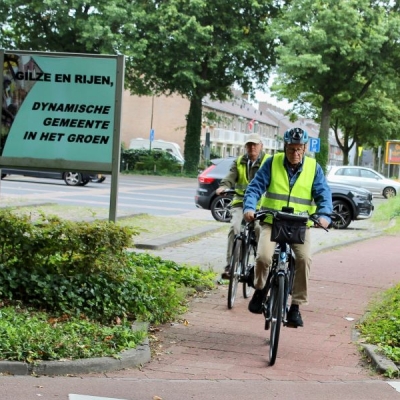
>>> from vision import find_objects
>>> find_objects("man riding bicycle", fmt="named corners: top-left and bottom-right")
top-left (243, 127), bottom-right (332, 327)
top-left (216, 133), bottom-right (270, 280)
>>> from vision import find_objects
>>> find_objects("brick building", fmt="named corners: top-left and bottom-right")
top-left (121, 90), bottom-right (343, 165)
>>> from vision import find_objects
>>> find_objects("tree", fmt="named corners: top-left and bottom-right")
top-left (1, 0), bottom-right (281, 174)
top-left (122, 0), bottom-right (280, 173)
top-left (0, 0), bottom-right (128, 54)
top-left (332, 87), bottom-right (400, 165)
top-left (270, 0), bottom-right (400, 172)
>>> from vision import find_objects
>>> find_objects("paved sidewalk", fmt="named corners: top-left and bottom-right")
top-left (107, 230), bottom-right (400, 381)
top-left (133, 218), bottom-right (384, 270)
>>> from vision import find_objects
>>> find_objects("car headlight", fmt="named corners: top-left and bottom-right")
top-left (350, 190), bottom-right (369, 200)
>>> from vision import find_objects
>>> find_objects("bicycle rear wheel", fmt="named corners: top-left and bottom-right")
top-left (227, 238), bottom-right (241, 309)
top-left (242, 241), bottom-right (256, 298)
top-left (269, 274), bottom-right (284, 366)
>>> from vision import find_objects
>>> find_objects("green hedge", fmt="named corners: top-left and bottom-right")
top-left (0, 210), bottom-right (216, 325)
top-left (121, 149), bottom-right (182, 173)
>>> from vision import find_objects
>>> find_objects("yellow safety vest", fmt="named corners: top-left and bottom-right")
top-left (231, 153), bottom-right (270, 208)
top-left (260, 153), bottom-right (317, 225)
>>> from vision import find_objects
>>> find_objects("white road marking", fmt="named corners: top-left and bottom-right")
top-left (388, 381), bottom-right (400, 392)
top-left (69, 395), bottom-right (127, 400)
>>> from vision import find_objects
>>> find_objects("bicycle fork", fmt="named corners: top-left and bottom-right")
top-left (263, 247), bottom-right (291, 329)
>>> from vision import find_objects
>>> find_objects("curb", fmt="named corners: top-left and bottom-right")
top-left (0, 340), bottom-right (150, 376)
top-left (0, 322), bottom-right (151, 377)
top-left (353, 328), bottom-right (400, 377)
top-left (362, 344), bottom-right (400, 376)
top-left (133, 224), bottom-right (224, 250)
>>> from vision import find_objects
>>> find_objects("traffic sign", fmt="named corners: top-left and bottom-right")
top-left (309, 137), bottom-right (320, 153)
top-left (150, 128), bottom-right (155, 142)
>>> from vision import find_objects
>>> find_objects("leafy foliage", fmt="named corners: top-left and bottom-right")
top-left (359, 283), bottom-right (400, 364)
top-left (0, 306), bottom-right (146, 362)
top-left (357, 197), bottom-right (400, 367)
top-left (331, 87), bottom-right (400, 165)
top-left (0, 0), bottom-right (129, 53)
top-left (120, 148), bottom-right (182, 174)
top-left (0, 209), bottom-right (216, 362)
top-left (122, 0), bottom-right (280, 173)
top-left (0, 209), bottom-right (216, 324)
top-left (0, 0), bottom-right (280, 174)
top-left (271, 0), bottom-right (400, 170)
top-left (371, 195), bottom-right (400, 235)
top-left (0, 210), bottom-right (134, 275)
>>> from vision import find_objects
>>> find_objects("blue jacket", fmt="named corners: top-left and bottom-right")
top-left (243, 154), bottom-right (333, 223)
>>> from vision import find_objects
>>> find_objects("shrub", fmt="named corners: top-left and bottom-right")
top-left (121, 149), bottom-right (182, 174)
top-left (358, 282), bottom-right (400, 363)
top-left (0, 306), bottom-right (147, 362)
top-left (0, 209), bottom-right (216, 325)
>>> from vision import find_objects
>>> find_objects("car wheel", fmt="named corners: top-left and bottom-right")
top-left (383, 187), bottom-right (396, 198)
top-left (211, 195), bottom-right (233, 223)
top-left (91, 175), bottom-right (106, 183)
top-left (332, 199), bottom-right (352, 229)
top-left (80, 179), bottom-right (90, 187)
top-left (64, 172), bottom-right (83, 186)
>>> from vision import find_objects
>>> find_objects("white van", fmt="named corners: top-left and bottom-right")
top-left (129, 138), bottom-right (185, 165)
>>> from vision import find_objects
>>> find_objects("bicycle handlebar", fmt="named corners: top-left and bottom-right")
top-left (220, 188), bottom-right (242, 196)
top-left (253, 209), bottom-right (345, 232)
top-left (220, 188), bottom-right (346, 230)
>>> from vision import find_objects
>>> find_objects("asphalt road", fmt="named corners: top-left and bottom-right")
top-left (0, 173), bottom-right (385, 223)
top-left (0, 174), bottom-right (210, 219)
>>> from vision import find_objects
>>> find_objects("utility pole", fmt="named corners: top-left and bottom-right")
top-left (149, 95), bottom-right (154, 152)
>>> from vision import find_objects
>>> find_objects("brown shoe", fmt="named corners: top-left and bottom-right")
top-left (221, 265), bottom-right (230, 279)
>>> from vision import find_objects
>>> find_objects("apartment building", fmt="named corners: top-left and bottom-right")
top-left (120, 89), bottom-right (343, 164)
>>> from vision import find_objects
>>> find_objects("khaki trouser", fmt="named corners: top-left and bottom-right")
top-left (226, 207), bottom-right (261, 266)
top-left (254, 224), bottom-right (312, 305)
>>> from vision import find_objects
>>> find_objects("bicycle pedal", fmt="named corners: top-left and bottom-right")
top-left (284, 321), bottom-right (298, 329)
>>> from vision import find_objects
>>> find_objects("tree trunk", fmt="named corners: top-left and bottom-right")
top-left (183, 96), bottom-right (202, 175)
top-left (342, 148), bottom-right (349, 165)
top-left (316, 100), bottom-right (333, 173)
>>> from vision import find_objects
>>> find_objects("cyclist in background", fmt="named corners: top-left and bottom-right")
top-left (217, 133), bottom-right (270, 280)
top-left (243, 128), bottom-right (332, 327)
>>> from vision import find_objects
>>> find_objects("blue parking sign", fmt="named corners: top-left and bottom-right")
top-left (309, 137), bottom-right (320, 153)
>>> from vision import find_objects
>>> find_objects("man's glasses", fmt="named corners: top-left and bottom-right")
top-left (286, 147), bottom-right (304, 154)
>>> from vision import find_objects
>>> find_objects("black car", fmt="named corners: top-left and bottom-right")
top-left (0, 168), bottom-right (105, 186)
top-left (194, 158), bottom-right (374, 229)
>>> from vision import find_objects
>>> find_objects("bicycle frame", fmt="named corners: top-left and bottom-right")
top-left (227, 219), bottom-right (257, 309)
top-left (263, 241), bottom-right (295, 326)
top-left (253, 207), bottom-right (341, 366)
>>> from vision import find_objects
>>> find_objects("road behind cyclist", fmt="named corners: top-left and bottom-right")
top-left (216, 133), bottom-right (270, 280)
top-left (243, 128), bottom-right (332, 327)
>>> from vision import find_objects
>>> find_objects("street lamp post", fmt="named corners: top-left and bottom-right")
top-left (149, 95), bottom-right (154, 152)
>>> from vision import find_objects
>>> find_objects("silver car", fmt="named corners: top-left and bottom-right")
top-left (326, 166), bottom-right (400, 198)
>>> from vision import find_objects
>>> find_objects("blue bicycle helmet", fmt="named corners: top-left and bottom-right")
top-left (283, 128), bottom-right (309, 144)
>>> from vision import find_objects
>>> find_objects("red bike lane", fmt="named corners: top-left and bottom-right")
top-left (104, 234), bottom-right (400, 382)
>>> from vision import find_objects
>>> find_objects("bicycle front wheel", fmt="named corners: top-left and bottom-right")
top-left (269, 274), bottom-right (284, 366)
top-left (242, 242), bottom-right (256, 298)
top-left (227, 238), bottom-right (241, 309)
